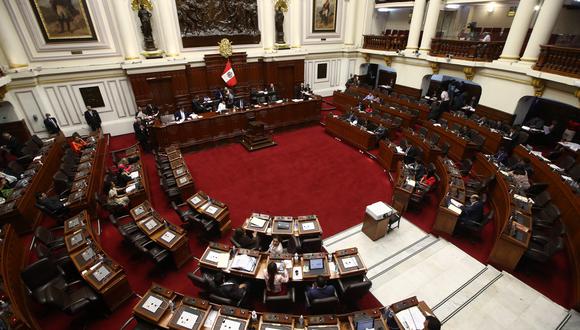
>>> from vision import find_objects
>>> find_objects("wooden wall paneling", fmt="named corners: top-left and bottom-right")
top-left (0, 120), bottom-right (31, 143)
top-left (393, 84), bottom-right (422, 98)
top-left (187, 66), bottom-right (208, 97)
top-left (476, 104), bottom-right (515, 124)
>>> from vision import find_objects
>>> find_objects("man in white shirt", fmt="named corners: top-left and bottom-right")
top-left (481, 32), bottom-right (491, 42)
top-left (440, 90), bottom-right (450, 102)
top-left (217, 100), bottom-right (227, 113)
top-left (174, 108), bottom-right (186, 123)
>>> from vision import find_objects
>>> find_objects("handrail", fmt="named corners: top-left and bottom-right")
top-left (533, 44), bottom-right (580, 78)
top-left (363, 34), bottom-right (408, 51)
top-left (429, 38), bottom-right (505, 62)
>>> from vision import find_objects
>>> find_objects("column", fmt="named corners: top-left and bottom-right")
top-left (419, 0), bottom-right (442, 51)
top-left (343, 0), bottom-right (357, 46)
top-left (520, 0), bottom-right (564, 63)
top-left (156, 0), bottom-right (181, 57)
top-left (498, 0), bottom-right (536, 61)
top-left (405, 0), bottom-right (427, 51)
top-left (354, 0), bottom-right (374, 48)
top-left (111, 0), bottom-right (140, 60)
top-left (261, 0), bottom-right (275, 50)
top-left (0, 1), bottom-right (28, 68)
top-left (289, 0), bottom-right (302, 48)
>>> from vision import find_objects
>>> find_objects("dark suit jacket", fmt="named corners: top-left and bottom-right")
top-left (459, 201), bottom-right (484, 223)
top-left (41, 196), bottom-right (66, 214)
top-left (215, 282), bottom-right (245, 301)
top-left (174, 110), bottom-right (186, 121)
top-left (44, 117), bottom-right (60, 134)
top-left (84, 110), bottom-right (101, 130)
top-left (307, 285), bottom-right (336, 300)
top-left (133, 122), bottom-right (148, 141)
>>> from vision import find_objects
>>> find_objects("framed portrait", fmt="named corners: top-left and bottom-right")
top-left (312, 0), bottom-right (338, 33)
top-left (79, 87), bottom-right (105, 108)
top-left (29, 0), bottom-right (97, 43)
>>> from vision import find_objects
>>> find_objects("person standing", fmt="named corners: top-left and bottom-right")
top-left (84, 106), bottom-right (102, 132)
top-left (43, 113), bottom-right (60, 134)
top-left (133, 118), bottom-right (150, 152)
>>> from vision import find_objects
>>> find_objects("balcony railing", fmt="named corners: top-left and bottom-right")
top-left (533, 45), bottom-right (580, 78)
top-left (430, 39), bottom-right (505, 62)
top-left (363, 35), bottom-right (408, 51)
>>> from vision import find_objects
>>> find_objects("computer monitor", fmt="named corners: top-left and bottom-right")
top-left (356, 318), bottom-right (374, 330)
top-left (309, 258), bottom-right (324, 270)
top-left (277, 221), bottom-right (291, 230)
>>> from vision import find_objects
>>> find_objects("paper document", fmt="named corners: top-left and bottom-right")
top-left (206, 206), bottom-right (218, 215)
top-left (342, 257), bottom-right (359, 269)
top-left (220, 319), bottom-right (241, 330)
top-left (145, 219), bottom-right (158, 231)
top-left (230, 254), bottom-right (257, 272)
top-left (448, 204), bottom-right (462, 215)
top-left (292, 266), bottom-right (303, 280)
top-left (125, 184), bottom-right (137, 193)
top-left (92, 266), bottom-right (110, 282)
top-left (130, 171), bottom-right (139, 179)
top-left (522, 125), bottom-right (531, 131)
top-left (204, 310), bottom-right (219, 328)
top-left (161, 231), bottom-right (176, 243)
top-left (177, 311), bottom-right (198, 329)
top-left (301, 222), bottom-right (316, 231)
top-left (217, 253), bottom-right (230, 269)
top-left (395, 146), bottom-right (405, 154)
top-left (206, 251), bottom-right (221, 263)
top-left (191, 196), bottom-right (202, 204)
top-left (142, 295), bottom-right (163, 313)
top-left (449, 199), bottom-right (463, 208)
top-left (250, 217), bottom-right (267, 228)
top-left (328, 261), bottom-right (337, 273)
top-left (396, 306), bottom-right (425, 330)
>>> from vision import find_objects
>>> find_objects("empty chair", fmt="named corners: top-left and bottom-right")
top-left (7, 161), bottom-right (25, 177)
top-left (440, 142), bottom-right (451, 155)
top-left (418, 127), bottom-right (428, 138)
top-left (531, 190), bottom-right (551, 211)
top-left (263, 287), bottom-right (296, 308)
top-left (34, 226), bottom-right (65, 250)
top-left (304, 289), bottom-right (339, 314)
top-left (35, 281), bottom-right (99, 315)
top-left (300, 236), bottom-right (323, 253)
top-left (459, 159), bottom-right (473, 177)
top-left (53, 171), bottom-right (71, 195)
top-left (568, 163), bottom-right (580, 181)
top-left (21, 258), bottom-right (66, 295)
top-left (533, 203), bottom-right (561, 226)
top-left (524, 236), bottom-right (563, 264)
top-left (555, 155), bottom-right (576, 171)
top-left (287, 235), bottom-right (301, 254)
top-left (458, 210), bottom-right (493, 242)
top-left (526, 182), bottom-right (549, 197)
top-left (32, 135), bottom-right (46, 149)
top-left (337, 275), bottom-right (372, 302)
top-left (429, 133), bottom-right (440, 145)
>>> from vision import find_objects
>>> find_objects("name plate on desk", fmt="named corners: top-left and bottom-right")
top-left (131, 201), bottom-right (152, 220)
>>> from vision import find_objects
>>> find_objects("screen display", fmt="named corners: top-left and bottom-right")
top-left (309, 258), bottom-right (324, 270)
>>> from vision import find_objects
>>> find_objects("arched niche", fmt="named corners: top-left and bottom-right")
top-left (514, 96), bottom-right (580, 143)
top-left (358, 63), bottom-right (397, 90)
top-left (421, 74), bottom-right (482, 106)
top-left (0, 101), bottom-right (19, 123)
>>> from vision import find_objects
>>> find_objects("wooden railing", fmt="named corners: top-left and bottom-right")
top-left (533, 45), bottom-right (580, 78)
top-left (430, 38), bottom-right (504, 62)
top-left (363, 35), bottom-right (408, 51)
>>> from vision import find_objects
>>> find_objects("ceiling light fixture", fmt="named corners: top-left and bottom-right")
top-left (377, 8), bottom-right (392, 13)
top-left (445, 4), bottom-right (460, 9)
top-left (534, 5), bottom-right (540, 11)
top-left (487, 2), bottom-right (496, 13)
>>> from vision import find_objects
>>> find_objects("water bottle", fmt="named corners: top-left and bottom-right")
top-left (294, 253), bottom-right (299, 262)
top-left (251, 310), bottom-right (257, 322)
top-left (298, 315), bottom-right (304, 328)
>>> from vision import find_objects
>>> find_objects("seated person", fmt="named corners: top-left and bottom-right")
top-left (211, 272), bottom-right (248, 301)
top-left (107, 182), bottom-right (130, 208)
top-left (0, 171), bottom-right (18, 185)
top-left (263, 261), bottom-right (289, 295)
top-left (0, 178), bottom-right (13, 199)
top-left (457, 194), bottom-right (484, 225)
top-left (1, 133), bottom-right (23, 157)
top-left (174, 107), bottom-right (188, 123)
top-left (511, 168), bottom-right (530, 193)
top-left (419, 168), bottom-right (437, 190)
top-left (493, 147), bottom-right (509, 166)
top-left (117, 158), bottom-right (133, 173)
top-left (35, 192), bottom-right (68, 215)
top-left (306, 275), bottom-right (336, 300)
top-left (411, 160), bottom-right (426, 180)
top-left (364, 104), bottom-right (373, 113)
top-left (70, 136), bottom-right (88, 154)
top-left (232, 228), bottom-right (259, 249)
top-left (267, 236), bottom-right (284, 254)
top-left (424, 316), bottom-right (441, 330)
top-left (192, 96), bottom-right (205, 113)
top-left (511, 157), bottom-right (533, 176)
top-left (216, 100), bottom-right (227, 113)
top-left (363, 93), bottom-right (374, 102)
top-left (373, 124), bottom-right (387, 140)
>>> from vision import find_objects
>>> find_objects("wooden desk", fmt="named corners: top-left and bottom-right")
top-left (150, 98), bottom-right (321, 150)
top-left (333, 248), bottom-right (367, 277)
top-left (433, 157), bottom-right (466, 235)
top-left (350, 86), bottom-right (430, 120)
top-left (64, 211), bottom-right (133, 311)
top-left (421, 121), bottom-right (478, 161)
top-left (332, 91), bottom-right (360, 113)
top-left (130, 202), bottom-right (193, 269)
top-left (161, 146), bottom-right (196, 200)
top-left (391, 162), bottom-right (415, 215)
top-left (325, 115), bottom-right (378, 150)
top-left (0, 133), bottom-right (65, 234)
top-left (377, 140), bottom-right (404, 172)
top-left (402, 129), bottom-right (442, 164)
top-left (441, 112), bottom-right (503, 154)
top-left (187, 191), bottom-right (231, 235)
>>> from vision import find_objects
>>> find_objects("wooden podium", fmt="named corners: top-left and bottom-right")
top-left (361, 202), bottom-right (399, 241)
top-left (241, 121), bottom-right (276, 151)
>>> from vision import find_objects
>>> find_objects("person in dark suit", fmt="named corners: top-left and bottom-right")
top-left (1, 133), bottom-right (23, 157)
top-left (84, 106), bottom-right (102, 132)
top-left (44, 113), bottom-right (60, 134)
top-left (211, 272), bottom-right (248, 302)
top-left (174, 107), bottom-right (187, 122)
top-left (424, 316), bottom-right (441, 330)
top-left (192, 96), bottom-right (205, 113)
top-left (133, 118), bottom-right (150, 152)
top-left (306, 276), bottom-right (336, 300)
top-left (35, 192), bottom-right (69, 215)
top-left (457, 194), bottom-right (484, 225)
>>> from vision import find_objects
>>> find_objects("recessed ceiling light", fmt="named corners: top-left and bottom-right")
top-left (487, 2), bottom-right (496, 13)
top-left (446, 4), bottom-right (461, 9)
top-left (377, 8), bottom-right (392, 13)
top-left (534, 5), bottom-right (540, 11)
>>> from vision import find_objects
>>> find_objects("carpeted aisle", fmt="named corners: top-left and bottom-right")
top-left (36, 124), bottom-right (572, 329)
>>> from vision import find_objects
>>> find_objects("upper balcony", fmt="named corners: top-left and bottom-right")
top-left (429, 39), bottom-right (505, 62)
top-left (533, 45), bottom-right (580, 78)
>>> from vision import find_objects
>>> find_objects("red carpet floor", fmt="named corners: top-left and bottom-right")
top-left (35, 123), bottom-right (573, 329)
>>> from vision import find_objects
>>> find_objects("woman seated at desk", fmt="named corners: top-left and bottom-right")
top-left (267, 236), bottom-right (284, 254)
top-left (510, 168), bottom-right (531, 193)
top-left (108, 182), bottom-right (130, 208)
top-left (70, 135), bottom-right (88, 154)
top-left (418, 168), bottom-right (437, 191)
top-left (264, 261), bottom-right (289, 295)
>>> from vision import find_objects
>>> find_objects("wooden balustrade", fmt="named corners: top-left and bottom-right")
top-left (363, 35), bottom-right (408, 51)
top-left (430, 38), bottom-right (504, 62)
top-left (533, 45), bottom-right (580, 78)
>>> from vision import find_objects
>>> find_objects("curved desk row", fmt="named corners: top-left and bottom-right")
top-left (348, 86), bottom-right (430, 121)
top-left (0, 133), bottom-right (65, 234)
top-left (242, 213), bottom-right (322, 237)
top-left (133, 284), bottom-right (434, 330)
top-left (432, 157), bottom-right (466, 235)
top-left (150, 98), bottom-right (321, 150)
top-left (161, 146), bottom-right (196, 200)
top-left (110, 144), bottom-right (152, 208)
top-left (199, 243), bottom-right (367, 281)
top-left (187, 191), bottom-right (232, 235)
top-left (63, 210), bottom-right (133, 311)
top-left (420, 121), bottom-right (478, 162)
top-left (440, 112), bottom-right (503, 155)
top-left (512, 145), bottom-right (580, 309)
top-left (325, 115), bottom-right (379, 151)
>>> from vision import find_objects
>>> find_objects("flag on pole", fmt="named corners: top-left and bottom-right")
top-left (221, 60), bottom-right (237, 87)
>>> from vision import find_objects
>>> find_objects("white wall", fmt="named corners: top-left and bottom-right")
top-left (375, 8), bottom-right (412, 33)
top-left (305, 53), bottom-right (356, 96)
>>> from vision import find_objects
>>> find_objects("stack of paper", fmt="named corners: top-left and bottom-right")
top-left (301, 222), bottom-right (316, 231)
top-left (448, 199), bottom-right (463, 215)
top-left (130, 171), bottom-right (140, 179)
top-left (249, 217), bottom-right (267, 228)
top-left (230, 254), bottom-right (257, 272)
top-left (396, 306), bottom-right (426, 330)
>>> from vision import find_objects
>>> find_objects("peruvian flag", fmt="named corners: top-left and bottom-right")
top-left (221, 60), bottom-right (237, 87)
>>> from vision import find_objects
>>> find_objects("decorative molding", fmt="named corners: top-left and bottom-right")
top-left (364, 53), bottom-right (371, 63)
top-left (384, 56), bottom-right (392, 67)
top-left (463, 67), bottom-right (475, 80)
top-left (430, 62), bottom-right (440, 74)
top-left (531, 77), bottom-right (546, 97)
top-left (575, 88), bottom-right (580, 103)
top-left (0, 86), bottom-right (6, 101)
